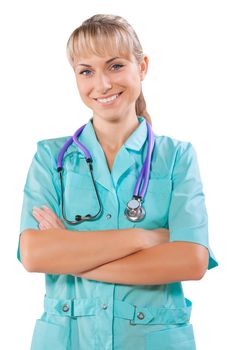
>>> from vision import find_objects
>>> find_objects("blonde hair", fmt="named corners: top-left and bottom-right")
top-left (66, 14), bottom-right (152, 126)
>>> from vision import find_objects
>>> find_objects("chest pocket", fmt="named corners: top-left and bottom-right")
top-left (118, 175), bottom-right (172, 228)
top-left (62, 171), bottom-right (102, 229)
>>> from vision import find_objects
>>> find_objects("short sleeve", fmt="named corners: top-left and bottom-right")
top-left (168, 142), bottom-right (218, 270)
top-left (17, 141), bottom-right (60, 263)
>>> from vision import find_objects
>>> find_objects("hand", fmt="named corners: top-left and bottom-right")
top-left (32, 205), bottom-right (65, 230)
top-left (152, 228), bottom-right (170, 244)
top-left (140, 227), bottom-right (170, 248)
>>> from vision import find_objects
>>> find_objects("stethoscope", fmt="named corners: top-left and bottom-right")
top-left (57, 119), bottom-right (155, 225)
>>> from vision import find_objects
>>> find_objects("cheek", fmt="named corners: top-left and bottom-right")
top-left (127, 70), bottom-right (141, 89)
top-left (132, 71), bottom-right (142, 86)
top-left (115, 74), bottom-right (141, 94)
top-left (129, 77), bottom-right (141, 99)
top-left (76, 80), bottom-right (91, 100)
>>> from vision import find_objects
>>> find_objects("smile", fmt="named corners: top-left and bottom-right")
top-left (94, 92), bottom-right (123, 105)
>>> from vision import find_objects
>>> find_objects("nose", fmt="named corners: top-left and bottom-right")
top-left (95, 71), bottom-right (112, 94)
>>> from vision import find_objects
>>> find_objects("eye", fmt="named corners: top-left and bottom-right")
top-left (79, 69), bottom-right (93, 76)
top-left (111, 64), bottom-right (124, 71)
top-left (78, 64), bottom-right (124, 76)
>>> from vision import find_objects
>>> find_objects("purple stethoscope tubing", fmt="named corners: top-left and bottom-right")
top-left (133, 121), bottom-right (155, 198)
top-left (57, 120), bottom-right (155, 224)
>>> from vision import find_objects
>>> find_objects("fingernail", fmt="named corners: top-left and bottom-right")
top-left (42, 205), bottom-right (49, 210)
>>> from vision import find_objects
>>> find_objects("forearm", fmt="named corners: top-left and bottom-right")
top-left (20, 227), bottom-right (145, 274)
top-left (77, 242), bottom-right (209, 285)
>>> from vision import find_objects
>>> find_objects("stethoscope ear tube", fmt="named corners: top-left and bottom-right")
top-left (58, 159), bottom-right (103, 225)
top-left (124, 122), bottom-right (155, 222)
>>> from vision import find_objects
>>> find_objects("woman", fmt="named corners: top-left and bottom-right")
top-left (18, 14), bottom-right (218, 350)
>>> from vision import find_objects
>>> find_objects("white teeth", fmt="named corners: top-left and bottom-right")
top-left (97, 93), bottom-right (120, 103)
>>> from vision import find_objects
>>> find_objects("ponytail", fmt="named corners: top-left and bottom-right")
top-left (135, 91), bottom-right (152, 126)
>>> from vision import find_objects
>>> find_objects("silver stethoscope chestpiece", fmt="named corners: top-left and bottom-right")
top-left (124, 198), bottom-right (145, 222)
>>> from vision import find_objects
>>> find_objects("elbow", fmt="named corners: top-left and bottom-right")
top-left (20, 229), bottom-right (37, 272)
top-left (191, 245), bottom-right (209, 280)
top-left (192, 263), bottom-right (207, 280)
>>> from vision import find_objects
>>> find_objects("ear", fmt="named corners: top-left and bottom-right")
top-left (139, 55), bottom-right (149, 81)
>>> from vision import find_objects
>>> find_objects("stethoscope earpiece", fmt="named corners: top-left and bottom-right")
top-left (75, 214), bottom-right (92, 222)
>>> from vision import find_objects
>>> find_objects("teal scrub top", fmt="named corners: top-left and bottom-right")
top-left (17, 116), bottom-right (218, 350)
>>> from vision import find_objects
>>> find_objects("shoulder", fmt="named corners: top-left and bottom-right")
top-left (37, 136), bottom-right (71, 155)
top-left (35, 136), bottom-right (72, 170)
top-left (151, 134), bottom-right (197, 177)
top-left (154, 133), bottom-right (195, 159)
top-left (37, 135), bottom-right (71, 150)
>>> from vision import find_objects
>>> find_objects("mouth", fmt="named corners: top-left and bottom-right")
top-left (94, 91), bottom-right (124, 105)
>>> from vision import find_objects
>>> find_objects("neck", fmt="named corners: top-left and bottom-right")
top-left (92, 115), bottom-right (140, 151)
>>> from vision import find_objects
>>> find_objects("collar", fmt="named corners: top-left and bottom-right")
top-left (67, 115), bottom-right (147, 156)
top-left (63, 116), bottom-right (148, 192)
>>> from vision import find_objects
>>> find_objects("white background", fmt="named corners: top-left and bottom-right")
top-left (0, 1), bottom-right (232, 349)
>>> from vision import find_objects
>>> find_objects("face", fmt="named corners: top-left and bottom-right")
top-left (73, 52), bottom-right (148, 122)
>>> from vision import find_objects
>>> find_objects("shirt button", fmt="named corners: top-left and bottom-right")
top-left (62, 304), bottom-right (70, 313)
top-left (106, 214), bottom-right (112, 220)
top-left (137, 312), bottom-right (145, 320)
top-left (101, 304), bottom-right (108, 310)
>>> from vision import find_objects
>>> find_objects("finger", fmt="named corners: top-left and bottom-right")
top-left (39, 222), bottom-right (47, 230)
top-left (33, 206), bottom-right (65, 229)
top-left (32, 208), bottom-right (45, 223)
top-left (41, 219), bottom-right (52, 229)
top-left (41, 206), bottom-right (60, 221)
top-left (42, 206), bottom-right (66, 229)
top-left (33, 207), bottom-right (55, 225)
top-left (33, 209), bottom-right (52, 226)
top-left (41, 206), bottom-right (65, 227)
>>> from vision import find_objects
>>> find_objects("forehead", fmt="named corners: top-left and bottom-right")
top-left (74, 54), bottom-right (134, 67)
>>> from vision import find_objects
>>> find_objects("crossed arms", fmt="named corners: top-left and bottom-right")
top-left (19, 206), bottom-right (208, 285)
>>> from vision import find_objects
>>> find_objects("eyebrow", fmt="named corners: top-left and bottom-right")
top-left (76, 57), bottom-right (122, 67)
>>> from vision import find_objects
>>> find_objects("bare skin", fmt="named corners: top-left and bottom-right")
top-left (23, 206), bottom-right (209, 285)
top-left (20, 206), bottom-right (171, 279)
top-left (32, 206), bottom-right (169, 248)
